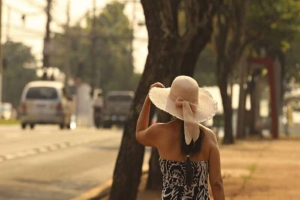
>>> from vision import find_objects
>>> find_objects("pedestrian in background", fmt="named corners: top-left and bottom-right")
top-left (74, 76), bottom-right (93, 127)
top-left (136, 76), bottom-right (225, 200)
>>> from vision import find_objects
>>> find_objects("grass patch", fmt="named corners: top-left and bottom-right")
top-left (248, 163), bottom-right (257, 173)
top-left (0, 119), bottom-right (19, 125)
top-left (241, 163), bottom-right (257, 187)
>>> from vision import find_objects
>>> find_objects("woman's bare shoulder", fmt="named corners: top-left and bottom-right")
top-left (155, 120), bottom-right (177, 135)
top-left (199, 124), bottom-right (218, 145)
top-left (147, 121), bottom-right (178, 148)
top-left (147, 121), bottom-right (172, 136)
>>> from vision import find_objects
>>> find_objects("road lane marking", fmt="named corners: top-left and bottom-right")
top-left (0, 129), bottom-right (122, 163)
top-left (0, 138), bottom-right (120, 163)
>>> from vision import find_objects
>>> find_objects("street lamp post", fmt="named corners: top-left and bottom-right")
top-left (42, 0), bottom-right (52, 80)
top-left (0, 0), bottom-right (3, 103)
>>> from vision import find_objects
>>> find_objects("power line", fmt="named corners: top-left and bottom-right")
top-left (3, 1), bottom-right (44, 41)
top-left (9, 30), bottom-right (44, 38)
top-left (72, 7), bottom-right (105, 27)
top-left (5, 33), bottom-right (44, 40)
top-left (3, 1), bottom-right (44, 16)
top-left (23, 0), bottom-right (45, 9)
top-left (3, 23), bottom-right (44, 36)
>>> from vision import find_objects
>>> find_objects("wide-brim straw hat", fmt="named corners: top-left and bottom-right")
top-left (149, 76), bottom-right (217, 123)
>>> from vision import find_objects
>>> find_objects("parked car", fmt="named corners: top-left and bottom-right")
top-left (18, 81), bottom-right (73, 130)
top-left (0, 102), bottom-right (13, 120)
top-left (101, 90), bottom-right (134, 128)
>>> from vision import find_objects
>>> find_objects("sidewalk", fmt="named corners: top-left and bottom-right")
top-left (76, 136), bottom-right (300, 200)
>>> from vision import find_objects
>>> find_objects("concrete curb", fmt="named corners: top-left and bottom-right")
top-left (71, 179), bottom-right (112, 200)
top-left (72, 164), bottom-right (149, 200)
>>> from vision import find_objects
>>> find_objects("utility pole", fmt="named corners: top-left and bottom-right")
top-left (130, 0), bottom-right (136, 72)
top-left (64, 0), bottom-right (71, 94)
top-left (42, 0), bottom-right (52, 80)
top-left (0, 0), bottom-right (3, 103)
top-left (6, 4), bottom-right (10, 41)
top-left (90, 0), bottom-right (97, 93)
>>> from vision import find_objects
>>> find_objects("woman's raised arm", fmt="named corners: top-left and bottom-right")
top-left (136, 82), bottom-right (164, 146)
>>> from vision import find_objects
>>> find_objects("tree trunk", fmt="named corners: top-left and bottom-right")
top-left (146, 148), bottom-right (163, 190)
top-left (277, 50), bottom-right (285, 116)
top-left (217, 64), bottom-right (234, 144)
top-left (109, 66), bottom-right (160, 200)
top-left (249, 81), bottom-right (258, 135)
top-left (236, 56), bottom-right (248, 139)
top-left (214, 0), bottom-right (248, 144)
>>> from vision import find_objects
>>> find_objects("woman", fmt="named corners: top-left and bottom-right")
top-left (136, 76), bottom-right (225, 200)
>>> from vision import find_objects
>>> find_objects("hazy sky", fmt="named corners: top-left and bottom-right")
top-left (3, 0), bottom-right (148, 74)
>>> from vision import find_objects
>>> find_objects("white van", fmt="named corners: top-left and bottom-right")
top-left (19, 81), bottom-right (73, 130)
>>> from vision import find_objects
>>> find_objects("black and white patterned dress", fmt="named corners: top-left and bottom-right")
top-left (159, 158), bottom-right (210, 200)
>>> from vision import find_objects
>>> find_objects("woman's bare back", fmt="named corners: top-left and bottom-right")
top-left (154, 119), bottom-right (215, 162)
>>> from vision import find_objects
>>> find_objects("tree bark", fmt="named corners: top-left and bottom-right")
top-left (236, 55), bottom-right (248, 139)
top-left (277, 50), bottom-right (285, 116)
top-left (109, 65), bottom-right (160, 200)
top-left (217, 60), bottom-right (234, 144)
top-left (249, 80), bottom-right (258, 135)
top-left (146, 147), bottom-right (163, 190)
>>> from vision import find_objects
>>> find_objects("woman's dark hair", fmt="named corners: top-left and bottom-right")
top-left (180, 120), bottom-right (204, 186)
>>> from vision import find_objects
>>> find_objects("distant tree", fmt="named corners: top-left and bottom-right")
top-left (51, 2), bottom-right (136, 93)
top-left (285, 40), bottom-right (300, 82)
top-left (2, 41), bottom-right (36, 108)
top-left (109, 0), bottom-right (220, 199)
top-left (211, 0), bottom-right (300, 142)
top-left (235, 0), bottom-right (300, 138)
top-left (249, 0), bottom-right (300, 92)
top-left (51, 25), bottom-right (90, 82)
top-left (194, 45), bottom-right (217, 86)
top-left (213, 0), bottom-right (248, 144)
top-left (91, 2), bottom-right (134, 92)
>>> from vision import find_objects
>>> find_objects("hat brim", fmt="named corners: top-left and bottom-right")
top-left (149, 87), bottom-right (217, 122)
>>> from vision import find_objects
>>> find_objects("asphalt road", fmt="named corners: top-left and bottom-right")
top-left (0, 125), bottom-right (149, 200)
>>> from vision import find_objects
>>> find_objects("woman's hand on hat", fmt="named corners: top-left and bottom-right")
top-left (150, 82), bottom-right (165, 89)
